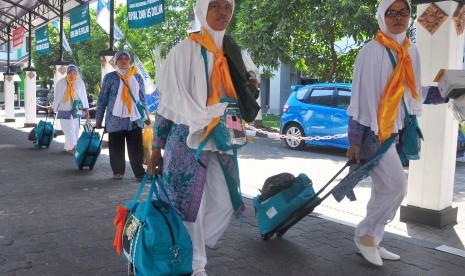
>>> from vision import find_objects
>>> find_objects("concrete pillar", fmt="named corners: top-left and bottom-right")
top-left (3, 73), bottom-right (16, 122)
top-left (100, 51), bottom-right (116, 83)
top-left (400, 1), bottom-right (462, 228)
top-left (269, 67), bottom-right (281, 115)
top-left (53, 63), bottom-right (68, 84)
top-left (23, 69), bottom-right (37, 127)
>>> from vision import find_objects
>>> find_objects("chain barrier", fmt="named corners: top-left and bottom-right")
top-left (245, 123), bottom-right (348, 141)
top-left (35, 103), bottom-right (97, 110)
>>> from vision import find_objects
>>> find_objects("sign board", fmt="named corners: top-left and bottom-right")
top-left (35, 25), bottom-right (50, 56)
top-left (127, 0), bottom-right (165, 29)
top-left (70, 2), bottom-right (90, 44)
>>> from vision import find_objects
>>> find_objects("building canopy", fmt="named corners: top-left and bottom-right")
top-left (0, 0), bottom-right (91, 46)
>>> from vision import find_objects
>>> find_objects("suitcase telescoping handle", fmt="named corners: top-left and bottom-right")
top-left (311, 159), bottom-right (356, 207)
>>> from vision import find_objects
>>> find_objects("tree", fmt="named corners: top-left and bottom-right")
top-left (70, 9), bottom-right (108, 96)
top-left (233, 0), bottom-right (380, 82)
top-left (31, 24), bottom-right (73, 88)
top-left (114, 0), bottom-right (195, 82)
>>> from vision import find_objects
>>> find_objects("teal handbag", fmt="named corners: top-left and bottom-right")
top-left (71, 99), bottom-right (83, 118)
top-left (386, 47), bottom-right (423, 164)
top-left (116, 174), bottom-right (193, 276)
top-left (399, 101), bottom-right (424, 164)
top-left (212, 98), bottom-right (247, 152)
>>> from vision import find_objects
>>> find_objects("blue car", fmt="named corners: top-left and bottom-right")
top-left (280, 83), bottom-right (351, 150)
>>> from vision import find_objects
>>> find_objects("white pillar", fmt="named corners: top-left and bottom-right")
top-left (23, 69), bottom-right (37, 127)
top-left (100, 54), bottom-right (116, 83)
top-left (269, 67), bottom-right (281, 115)
top-left (53, 63), bottom-right (68, 84)
top-left (3, 73), bottom-right (16, 122)
top-left (400, 1), bottom-right (461, 227)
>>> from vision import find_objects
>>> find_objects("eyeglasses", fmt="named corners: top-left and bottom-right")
top-left (385, 8), bottom-right (410, 18)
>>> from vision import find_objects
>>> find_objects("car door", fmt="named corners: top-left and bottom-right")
top-left (301, 87), bottom-right (336, 143)
top-left (329, 88), bottom-right (351, 148)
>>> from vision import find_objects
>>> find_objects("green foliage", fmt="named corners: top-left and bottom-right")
top-left (31, 0), bottom-right (419, 95)
top-left (260, 114), bottom-right (281, 131)
top-left (31, 24), bottom-right (73, 88)
top-left (233, 0), bottom-right (380, 82)
top-left (114, 0), bottom-right (195, 83)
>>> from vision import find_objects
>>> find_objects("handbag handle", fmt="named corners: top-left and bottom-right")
top-left (130, 173), bottom-right (172, 222)
top-left (119, 76), bottom-right (149, 120)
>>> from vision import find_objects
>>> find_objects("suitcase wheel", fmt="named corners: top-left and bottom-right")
top-left (276, 229), bottom-right (287, 238)
top-left (261, 232), bottom-right (274, 241)
top-left (79, 166), bottom-right (83, 170)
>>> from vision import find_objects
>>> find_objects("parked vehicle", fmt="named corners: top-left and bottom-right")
top-left (36, 88), bottom-right (53, 114)
top-left (87, 95), bottom-right (97, 119)
top-left (280, 83), bottom-right (465, 159)
top-left (280, 83), bottom-right (351, 150)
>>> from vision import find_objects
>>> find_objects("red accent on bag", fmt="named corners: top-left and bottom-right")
top-left (113, 205), bottom-right (129, 255)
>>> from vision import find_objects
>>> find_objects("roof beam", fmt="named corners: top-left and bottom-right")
top-left (36, 0), bottom-right (60, 16)
top-left (1, 11), bottom-right (30, 30)
top-left (2, 0), bottom-right (49, 22)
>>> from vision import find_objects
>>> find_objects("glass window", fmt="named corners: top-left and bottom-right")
top-left (307, 89), bottom-right (334, 106)
top-left (336, 89), bottom-right (351, 109)
top-left (295, 88), bottom-right (310, 101)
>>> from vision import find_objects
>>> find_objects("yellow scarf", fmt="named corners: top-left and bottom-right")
top-left (63, 75), bottom-right (77, 103)
top-left (375, 31), bottom-right (419, 143)
top-left (116, 66), bottom-right (138, 114)
top-left (189, 27), bottom-right (238, 143)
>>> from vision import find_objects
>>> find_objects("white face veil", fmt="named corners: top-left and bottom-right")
top-left (376, 0), bottom-right (411, 45)
top-left (195, 0), bottom-right (235, 49)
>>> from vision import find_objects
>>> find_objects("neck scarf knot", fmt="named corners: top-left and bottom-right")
top-left (116, 66), bottom-right (138, 114)
top-left (189, 28), bottom-right (237, 143)
top-left (375, 31), bottom-right (419, 143)
top-left (64, 75), bottom-right (77, 103)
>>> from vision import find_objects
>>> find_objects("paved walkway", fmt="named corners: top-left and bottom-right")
top-left (1, 110), bottom-right (464, 275)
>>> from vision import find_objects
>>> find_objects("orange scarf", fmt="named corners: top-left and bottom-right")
top-left (63, 75), bottom-right (77, 103)
top-left (116, 66), bottom-right (138, 114)
top-left (375, 31), bottom-right (419, 143)
top-left (189, 28), bottom-right (237, 143)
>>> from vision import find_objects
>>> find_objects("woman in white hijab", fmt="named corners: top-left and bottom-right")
top-left (346, 0), bottom-right (424, 266)
top-left (148, 1), bottom-right (246, 275)
top-left (52, 64), bottom-right (89, 153)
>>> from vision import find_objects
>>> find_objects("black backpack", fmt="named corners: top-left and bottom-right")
top-left (259, 173), bottom-right (296, 201)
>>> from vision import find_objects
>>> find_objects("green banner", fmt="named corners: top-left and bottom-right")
top-left (35, 25), bottom-right (50, 57)
top-left (70, 2), bottom-right (90, 44)
top-left (127, 0), bottom-right (165, 29)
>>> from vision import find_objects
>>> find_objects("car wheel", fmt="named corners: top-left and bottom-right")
top-left (284, 124), bottom-right (306, 150)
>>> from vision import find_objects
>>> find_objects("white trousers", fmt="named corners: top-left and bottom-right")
top-left (355, 143), bottom-right (407, 245)
top-left (184, 154), bottom-right (234, 272)
top-left (60, 118), bottom-right (80, 150)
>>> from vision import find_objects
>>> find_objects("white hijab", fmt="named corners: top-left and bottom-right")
top-left (376, 0), bottom-right (410, 45)
top-left (157, 0), bottom-right (235, 150)
top-left (347, 0), bottom-right (423, 135)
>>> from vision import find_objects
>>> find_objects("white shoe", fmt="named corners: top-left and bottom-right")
top-left (192, 268), bottom-right (208, 276)
top-left (354, 238), bottom-right (383, 266)
top-left (378, 246), bottom-right (400, 260)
